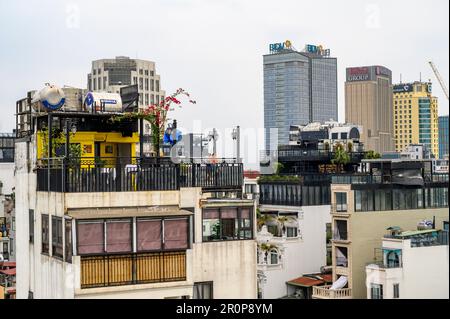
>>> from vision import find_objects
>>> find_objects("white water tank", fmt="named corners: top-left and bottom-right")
top-left (31, 84), bottom-right (66, 112)
top-left (84, 92), bottom-right (123, 113)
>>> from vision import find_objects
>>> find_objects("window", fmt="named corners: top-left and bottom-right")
top-left (151, 80), bottom-right (154, 91)
top-left (145, 78), bottom-right (149, 90)
top-left (42, 214), bottom-right (49, 254)
top-left (270, 249), bottom-right (279, 265)
top-left (29, 210), bottom-right (34, 243)
top-left (370, 284), bottom-right (383, 299)
top-left (335, 192), bottom-right (347, 212)
top-left (65, 219), bottom-right (72, 263)
top-left (393, 284), bottom-right (400, 299)
top-left (105, 219), bottom-right (132, 253)
top-left (77, 220), bottom-right (104, 255)
top-left (156, 80), bottom-right (160, 92)
top-left (286, 227), bottom-right (298, 238)
top-left (202, 207), bottom-right (253, 242)
top-left (52, 216), bottom-right (63, 258)
top-left (193, 282), bottom-right (213, 299)
top-left (137, 218), bottom-right (162, 251)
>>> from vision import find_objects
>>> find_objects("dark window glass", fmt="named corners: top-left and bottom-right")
top-left (65, 219), bottom-right (72, 263)
top-left (335, 192), bottom-right (347, 212)
top-left (42, 214), bottom-right (49, 254)
top-left (393, 284), bottom-right (400, 298)
top-left (52, 216), bottom-right (63, 258)
top-left (29, 210), bottom-right (34, 243)
top-left (193, 282), bottom-right (213, 299)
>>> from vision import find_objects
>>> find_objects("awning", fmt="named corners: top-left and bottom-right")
top-left (287, 274), bottom-right (332, 287)
top-left (67, 206), bottom-right (193, 219)
top-left (0, 268), bottom-right (16, 276)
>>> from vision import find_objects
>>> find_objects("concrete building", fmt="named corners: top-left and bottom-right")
top-left (345, 65), bottom-right (394, 154)
top-left (264, 42), bottom-right (338, 150)
top-left (14, 86), bottom-right (257, 299)
top-left (393, 81), bottom-right (439, 157)
top-left (400, 144), bottom-right (432, 160)
top-left (0, 133), bottom-right (15, 196)
top-left (87, 56), bottom-right (166, 154)
top-left (366, 228), bottom-right (448, 299)
top-left (256, 205), bottom-right (331, 299)
top-left (438, 115), bottom-right (449, 159)
top-left (312, 159), bottom-right (449, 299)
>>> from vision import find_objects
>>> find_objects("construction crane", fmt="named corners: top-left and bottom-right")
top-left (428, 61), bottom-right (449, 100)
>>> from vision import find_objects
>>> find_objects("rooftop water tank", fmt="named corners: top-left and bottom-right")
top-left (31, 84), bottom-right (66, 112)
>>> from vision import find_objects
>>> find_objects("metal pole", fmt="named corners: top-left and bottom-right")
top-left (139, 118), bottom-right (144, 158)
top-left (236, 126), bottom-right (240, 164)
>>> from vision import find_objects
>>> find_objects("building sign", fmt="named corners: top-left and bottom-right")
top-left (347, 67), bottom-right (369, 82)
top-left (304, 44), bottom-right (330, 57)
top-left (376, 66), bottom-right (391, 77)
top-left (393, 84), bottom-right (413, 93)
top-left (269, 40), bottom-right (292, 53)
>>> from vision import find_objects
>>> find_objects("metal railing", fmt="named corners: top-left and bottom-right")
top-left (80, 251), bottom-right (186, 289)
top-left (312, 285), bottom-right (352, 299)
top-left (36, 157), bottom-right (243, 192)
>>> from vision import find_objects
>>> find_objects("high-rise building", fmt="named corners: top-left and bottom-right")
top-left (264, 42), bottom-right (338, 150)
top-left (87, 56), bottom-right (166, 155)
top-left (345, 65), bottom-right (394, 154)
top-left (439, 115), bottom-right (449, 159)
top-left (393, 81), bottom-right (439, 157)
top-left (88, 56), bottom-right (165, 108)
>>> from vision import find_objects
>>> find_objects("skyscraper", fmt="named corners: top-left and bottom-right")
top-left (392, 81), bottom-right (439, 157)
top-left (263, 42), bottom-right (337, 149)
top-left (438, 115), bottom-right (449, 159)
top-left (87, 56), bottom-right (166, 155)
top-left (345, 65), bottom-right (394, 154)
top-left (87, 56), bottom-right (165, 110)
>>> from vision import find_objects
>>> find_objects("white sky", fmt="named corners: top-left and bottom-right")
top-left (0, 0), bottom-right (448, 168)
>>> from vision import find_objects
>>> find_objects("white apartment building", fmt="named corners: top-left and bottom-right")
top-left (256, 204), bottom-right (331, 299)
top-left (14, 87), bottom-right (257, 299)
top-left (366, 228), bottom-right (449, 299)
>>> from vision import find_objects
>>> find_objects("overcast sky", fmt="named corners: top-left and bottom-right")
top-left (0, 0), bottom-right (448, 168)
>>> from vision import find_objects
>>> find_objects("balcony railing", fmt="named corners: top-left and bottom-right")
top-left (80, 251), bottom-right (186, 289)
top-left (312, 285), bottom-right (352, 299)
top-left (36, 157), bottom-right (243, 192)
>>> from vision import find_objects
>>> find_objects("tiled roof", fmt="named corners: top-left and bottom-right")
top-left (287, 274), bottom-right (332, 287)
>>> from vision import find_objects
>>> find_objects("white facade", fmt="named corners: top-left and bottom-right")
top-left (366, 236), bottom-right (449, 299)
top-left (257, 204), bottom-right (331, 299)
top-left (0, 162), bottom-right (14, 195)
top-left (15, 136), bottom-right (257, 299)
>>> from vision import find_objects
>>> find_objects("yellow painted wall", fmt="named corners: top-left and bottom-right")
top-left (37, 131), bottom-right (138, 160)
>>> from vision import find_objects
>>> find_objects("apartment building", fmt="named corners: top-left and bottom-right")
top-left (14, 86), bottom-right (256, 299)
top-left (366, 227), bottom-right (448, 299)
top-left (313, 159), bottom-right (449, 299)
top-left (393, 82), bottom-right (439, 157)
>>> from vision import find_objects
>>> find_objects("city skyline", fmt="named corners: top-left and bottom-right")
top-left (0, 0), bottom-right (449, 167)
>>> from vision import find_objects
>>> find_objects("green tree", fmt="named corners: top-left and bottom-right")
top-left (365, 150), bottom-right (381, 159)
top-left (332, 143), bottom-right (350, 173)
top-left (257, 213), bottom-right (274, 231)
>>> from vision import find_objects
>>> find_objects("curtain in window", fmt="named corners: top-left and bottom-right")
top-left (221, 208), bottom-right (237, 219)
top-left (164, 219), bottom-right (188, 250)
top-left (137, 219), bottom-right (161, 251)
top-left (77, 221), bottom-right (104, 255)
top-left (106, 220), bottom-right (132, 253)
top-left (240, 208), bottom-right (250, 219)
top-left (203, 209), bottom-right (219, 219)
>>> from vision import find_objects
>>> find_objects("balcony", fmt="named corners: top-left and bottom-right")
top-left (36, 157), bottom-right (243, 193)
top-left (80, 251), bottom-right (186, 289)
top-left (312, 285), bottom-right (352, 299)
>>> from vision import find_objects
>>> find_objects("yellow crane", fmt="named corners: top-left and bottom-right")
top-left (428, 61), bottom-right (449, 100)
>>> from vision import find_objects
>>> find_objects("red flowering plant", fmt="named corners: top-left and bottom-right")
top-left (112, 88), bottom-right (196, 156)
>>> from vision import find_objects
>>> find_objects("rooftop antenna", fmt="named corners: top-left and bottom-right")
top-left (400, 73), bottom-right (402, 84)
top-left (420, 72), bottom-right (422, 82)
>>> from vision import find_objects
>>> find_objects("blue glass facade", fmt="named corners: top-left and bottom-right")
top-left (439, 115), bottom-right (449, 158)
top-left (419, 98), bottom-right (432, 152)
top-left (264, 50), bottom-right (337, 150)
